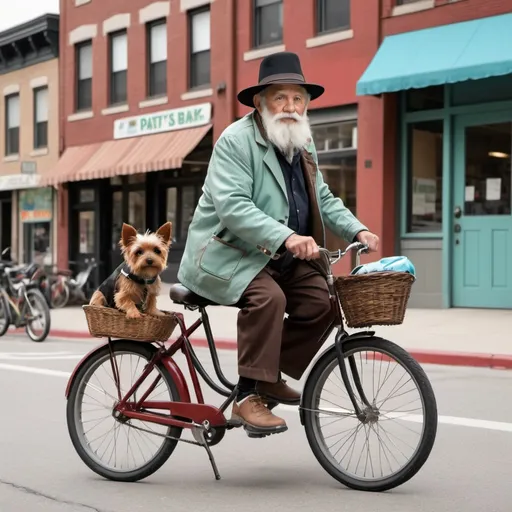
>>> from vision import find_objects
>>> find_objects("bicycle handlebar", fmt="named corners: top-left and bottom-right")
top-left (318, 241), bottom-right (369, 264)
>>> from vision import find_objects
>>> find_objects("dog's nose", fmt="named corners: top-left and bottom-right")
top-left (146, 258), bottom-right (153, 265)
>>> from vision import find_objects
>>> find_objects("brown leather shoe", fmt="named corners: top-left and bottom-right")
top-left (232, 395), bottom-right (288, 437)
top-left (255, 379), bottom-right (301, 405)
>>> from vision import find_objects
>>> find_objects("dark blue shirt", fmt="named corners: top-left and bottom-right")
top-left (267, 148), bottom-right (311, 272)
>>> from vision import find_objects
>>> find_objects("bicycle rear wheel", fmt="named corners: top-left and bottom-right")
top-left (66, 341), bottom-right (183, 482)
top-left (302, 336), bottom-right (437, 492)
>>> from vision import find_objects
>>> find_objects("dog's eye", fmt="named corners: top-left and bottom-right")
top-left (135, 249), bottom-right (143, 256)
top-left (154, 248), bottom-right (161, 255)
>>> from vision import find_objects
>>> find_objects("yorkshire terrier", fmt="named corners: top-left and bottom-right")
top-left (89, 221), bottom-right (172, 319)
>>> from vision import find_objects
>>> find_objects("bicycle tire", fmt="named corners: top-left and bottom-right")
top-left (24, 288), bottom-right (51, 342)
top-left (51, 281), bottom-right (70, 309)
top-left (66, 341), bottom-right (183, 482)
top-left (302, 336), bottom-right (438, 492)
top-left (0, 289), bottom-right (11, 337)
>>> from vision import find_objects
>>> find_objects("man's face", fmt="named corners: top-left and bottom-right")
top-left (254, 85), bottom-right (308, 122)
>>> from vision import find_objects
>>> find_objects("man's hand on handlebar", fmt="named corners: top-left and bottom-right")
top-left (355, 230), bottom-right (380, 253)
top-left (285, 234), bottom-right (320, 261)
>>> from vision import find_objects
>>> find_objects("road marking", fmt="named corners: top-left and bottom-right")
top-left (0, 363), bottom-right (71, 378)
top-left (1, 363), bottom-right (512, 434)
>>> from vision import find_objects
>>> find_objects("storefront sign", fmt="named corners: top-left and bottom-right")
top-left (19, 187), bottom-right (53, 223)
top-left (113, 102), bottom-right (212, 140)
top-left (0, 173), bottom-right (41, 191)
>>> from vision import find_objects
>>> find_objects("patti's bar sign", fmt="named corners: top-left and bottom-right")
top-left (113, 102), bottom-right (212, 140)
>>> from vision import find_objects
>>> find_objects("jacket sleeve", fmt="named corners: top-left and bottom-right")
top-left (315, 159), bottom-right (368, 243)
top-left (205, 134), bottom-right (294, 256)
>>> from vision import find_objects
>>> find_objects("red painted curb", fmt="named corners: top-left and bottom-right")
top-left (9, 328), bottom-right (512, 370)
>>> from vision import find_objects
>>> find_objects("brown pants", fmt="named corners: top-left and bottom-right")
top-left (236, 260), bottom-right (335, 382)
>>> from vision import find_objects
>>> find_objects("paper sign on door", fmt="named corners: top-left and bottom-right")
top-left (486, 178), bottom-right (501, 201)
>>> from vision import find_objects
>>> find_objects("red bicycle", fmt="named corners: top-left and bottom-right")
top-left (65, 243), bottom-right (437, 491)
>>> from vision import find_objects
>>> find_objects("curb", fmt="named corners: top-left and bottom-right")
top-left (9, 328), bottom-right (512, 370)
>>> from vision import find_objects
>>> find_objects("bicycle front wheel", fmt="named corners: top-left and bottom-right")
top-left (302, 336), bottom-right (437, 492)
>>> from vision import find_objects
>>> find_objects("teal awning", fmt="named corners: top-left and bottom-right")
top-left (356, 12), bottom-right (512, 96)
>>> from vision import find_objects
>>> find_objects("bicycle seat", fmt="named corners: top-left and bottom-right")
top-left (170, 284), bottom-right (219, 307)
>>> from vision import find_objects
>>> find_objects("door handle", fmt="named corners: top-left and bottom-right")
top-left (454, 223), bottom-right (461, 233)
top-left (454, 206), bottom-right (462, 218)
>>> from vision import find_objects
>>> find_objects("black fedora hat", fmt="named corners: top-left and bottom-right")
top-left (237, 51), bottom-right (325, 108)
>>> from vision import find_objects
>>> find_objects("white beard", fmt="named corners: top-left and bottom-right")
top-left (260, 105), bottom-right (312, 163)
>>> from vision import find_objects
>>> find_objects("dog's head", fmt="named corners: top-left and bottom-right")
top-left (119, 222), bottom-right (172, 279)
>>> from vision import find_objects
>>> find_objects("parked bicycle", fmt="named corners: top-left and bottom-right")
top-left (65, 242), bottom-right (437, 491)
top-left (0, 255), bottom-right (51, 342)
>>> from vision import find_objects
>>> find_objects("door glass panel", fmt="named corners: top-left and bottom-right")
top-left (79, 211), bottom-right (95, 253)
top-left (128, 190), bottom-right (146, 230)
top-left (464, 122), bottom-right (511, 216)
top-left (112, 191), bottom-right (123, 248)
top-left (166, 187), bottom-right (177, 244)
top-left (180, 185), bottom-right (196, 241)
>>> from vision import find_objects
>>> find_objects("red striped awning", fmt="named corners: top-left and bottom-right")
top-left (42, 124), bottom-right (212, 186)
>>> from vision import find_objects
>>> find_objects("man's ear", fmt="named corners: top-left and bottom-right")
top-left (253, 93), bottom-right (262, 113)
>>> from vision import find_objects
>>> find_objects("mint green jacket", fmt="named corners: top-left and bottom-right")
top-left (177, 112), bottom-right (367, 306)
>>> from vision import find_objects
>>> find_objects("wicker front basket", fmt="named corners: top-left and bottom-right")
top-left (334, 271), bottom-right (415, 328)
top-left (83, 305), bottom-right (178, 342)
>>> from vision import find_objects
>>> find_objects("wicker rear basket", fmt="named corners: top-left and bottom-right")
top-left (334, 271), bottom-right (415, 328)
top-left (83, 305), bottom-right (178, 342)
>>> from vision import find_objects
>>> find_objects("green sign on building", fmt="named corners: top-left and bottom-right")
top-left (113, 102), bottom-right (212, 140)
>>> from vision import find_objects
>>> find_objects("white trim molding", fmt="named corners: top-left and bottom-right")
top-left (181, 88), bottom-right (213, 101)
top-left (103, 13), bottom-right (131, 35)
top-left (392, 0), bottom-right (435, 16)
top-left (30, 148), bottom-right (49, 157)
top-left (139, 2), bottom-right (171, 24)
top-left (30, 76), bottom-right (49, 89)
top-left (101, 104), bottom-right (129, 116)
top-left (180, 0), bottom-right (213, 12)
top-left (68, 111), bottom-right (94, 122)
top-left (139, 96), bottom-right (169, 109)
top-left (75, 0), bottom-right (91, 6)
top-left (69, 24), bottom-right (98, 45)
top-left (3, 155), bottom-right (19, 163)
top-left (306, 29), bottom-right (354, 48)
top-left (3, 84), bottom-right (20, 96)
top-left (244, 44), bottom-right (286, 62)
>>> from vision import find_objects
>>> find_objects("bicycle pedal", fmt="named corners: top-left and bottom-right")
top-left (226, 418), bottom-right (243, 428)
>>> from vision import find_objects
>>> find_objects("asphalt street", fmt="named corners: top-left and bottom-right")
top-left (1, 334), bottom-right (511, 512)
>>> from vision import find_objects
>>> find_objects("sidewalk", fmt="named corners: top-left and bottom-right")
top-left (18, 283), bottom-right (512, 369)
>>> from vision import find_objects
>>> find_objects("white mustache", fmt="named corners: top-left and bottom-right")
top-left (272, 112), bottom-right (303, 122)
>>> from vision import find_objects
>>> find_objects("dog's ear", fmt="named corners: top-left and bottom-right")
top-left (156, 221), bottom-right (172, 245)
top-left (120, 223), bottom-right (138, 248)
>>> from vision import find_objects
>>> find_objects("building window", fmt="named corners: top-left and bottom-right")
top-left (405, 120), bottom-right (443, 233)
top-left (109, 31), bottom-right (128, 105)
top-left (147, 20), bottom-right (167, 97)
top-left (34, 87), bottom-right (48, 149)
top-left (317, 0), bottom-right (350, 34)
top-left (76, 41), bottom-right (92, 111)
top-left (311, 121), bottom-right (358, 254)
top-left (189, 8), bottom-right (211, 89)
top-left (253, 0), bottom-right (283, 48)
top-left (5, 93), bottom-right (20, 156)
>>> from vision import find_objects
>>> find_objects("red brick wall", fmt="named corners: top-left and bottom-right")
top-left (60, 0), bottom-right (235, 148)
top-left (383, 0), bottom-right (512, 35)
top-left (235, 0), bottom-right (381, 118)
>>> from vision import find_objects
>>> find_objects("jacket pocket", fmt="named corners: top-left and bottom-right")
top-left (199, 236), bottom-right (245, 281)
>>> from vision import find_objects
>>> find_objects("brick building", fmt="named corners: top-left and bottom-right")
top-left (357, 0), bottom-right (512, 309)
top-left (42, 0), bottom-right (512, 310)
top-left (0, 14), bottom-right (59, 267)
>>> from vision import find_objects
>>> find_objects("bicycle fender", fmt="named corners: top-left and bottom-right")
top-left (64, 340), bottom-right (191, 404)
top-left (299, 330), bottom-right (376, 426)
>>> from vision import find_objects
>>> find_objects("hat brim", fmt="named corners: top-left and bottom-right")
top-left (237, 82), bottom-right (325, 108)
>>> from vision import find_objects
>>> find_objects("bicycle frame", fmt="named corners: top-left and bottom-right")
top-left (65, 241), bottom-right (377, 479)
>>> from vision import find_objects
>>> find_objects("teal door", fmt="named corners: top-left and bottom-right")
top-left (452, 112), bottom-right (512, 308)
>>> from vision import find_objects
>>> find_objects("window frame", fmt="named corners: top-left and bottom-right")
top-left (188, 6), bottom-right (211, 90)
top-left (146, 18), bottom-right (167, 98)
top-left (4, 93), bottom-right (20, 156)
top-left (316, 0), bottom-right (351, 35)
top-left (253, 0), bottom-right (283, 48)
top-left (33, 86), bottom-right (49, 149)
top-left (75, 40), bottom-right (93, 112)
top-left (108, 29), bottom-right (128, 106)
